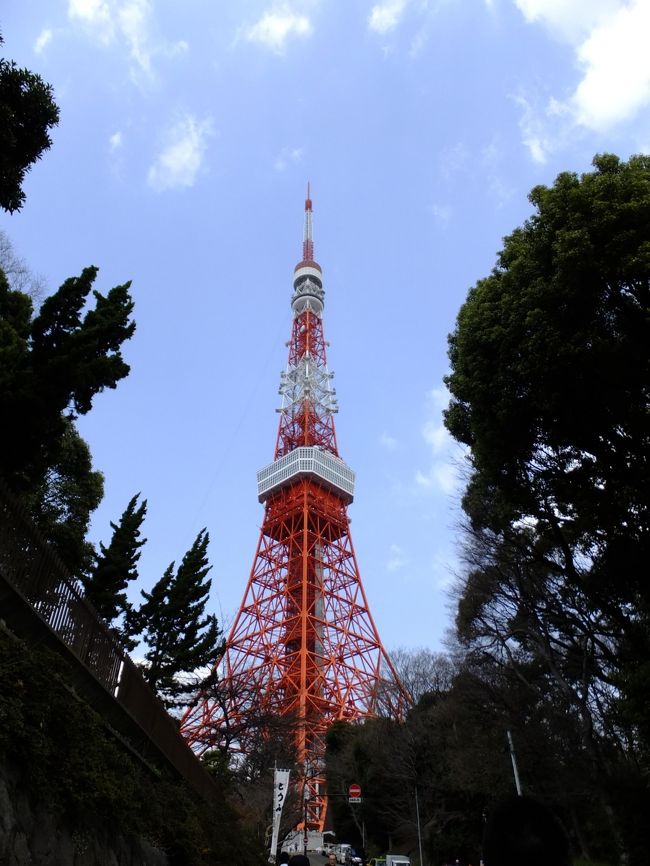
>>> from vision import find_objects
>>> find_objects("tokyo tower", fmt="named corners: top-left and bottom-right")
top-left (181, 188), bottom-right (407, 830)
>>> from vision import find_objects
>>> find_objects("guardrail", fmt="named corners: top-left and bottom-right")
top-left (0, 477), bottom-right (218, 802)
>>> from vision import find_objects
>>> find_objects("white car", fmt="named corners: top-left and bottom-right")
top-left (336, 844), bottom-right (353, 864)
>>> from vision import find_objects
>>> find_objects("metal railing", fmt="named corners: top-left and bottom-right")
top-left (0, 477), bottom-right (218, 802)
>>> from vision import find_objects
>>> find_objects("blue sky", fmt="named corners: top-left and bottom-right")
top-left (3, 0), bottom-right (650, 655)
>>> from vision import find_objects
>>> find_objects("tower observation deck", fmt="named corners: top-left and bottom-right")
top-left (181, 187), bottom-right (407, 831)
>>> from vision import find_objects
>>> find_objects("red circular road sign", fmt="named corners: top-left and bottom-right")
top-left (348, 783), bottom-right (362, 798)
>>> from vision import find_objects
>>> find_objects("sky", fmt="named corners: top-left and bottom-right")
top-left (2, 0), bottom-right (650, 657)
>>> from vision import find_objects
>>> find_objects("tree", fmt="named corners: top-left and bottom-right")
top-left (388, 646), bottom-right (455, 705)
top-left (0, 230), bottom-right (46, 300)
top-left (0, 36), bottom-right (60, 212)
top-left (23, 418), bottom-right (104, 577)
top-left (137, 529), bottom-right (224, 709)
top-left (444, 153), bottom-right (650, 864)
top-left (445, 153), bottom-right (650, 604)
top-left (5, 265), bottom-right (135, 484)
top-left (82, 493), bottom-right (148, 649)
top-left (0, 264), bottom-right (135, 574)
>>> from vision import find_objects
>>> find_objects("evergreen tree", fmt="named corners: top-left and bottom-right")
top-left (444, 153), bottom-right (650, 864)
top-left (137, 529), bottom-right (223, 710)
top-left (0, 35), bottom-right (60, 213)
top-left (83, 494), bottom-right (148, 649)
top-left (0, 264), bottom-right (135, 574)
top-left (24, 418), bottom-right (104, 577)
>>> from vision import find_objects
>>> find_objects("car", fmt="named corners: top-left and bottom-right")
top-left (335, 844), bottom-right (353, 864)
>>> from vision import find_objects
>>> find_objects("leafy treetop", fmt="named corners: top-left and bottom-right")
top-left (0, 36), bottom-right (60, 212)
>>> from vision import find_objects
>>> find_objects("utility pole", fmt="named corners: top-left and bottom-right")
top-left (506, 729), bottom-right (522, 796)
top-left (415, 787), bottom-right (424, 866)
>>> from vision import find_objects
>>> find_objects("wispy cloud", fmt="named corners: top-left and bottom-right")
top-left (118, 0), bottom-right (154, 76)
top-left (109, 130), bottom-right (124, 150)
top-left (480, 136), bottom-right (516, 207)
top-left (514, 0), bottom-right (619, 44)
top-left (67, 0), bottom-right (188, 79)
top-left (147, 115), bottom-right (213, 192)
top-left (386, 543), bottom-right (406, 572)
top-left (245, 5), bottom-right (312, 53)
top-left (68, 0), bottom-right (115, 41)
top-left (416, 462), bottom-right (458, 495)
top-left (414, 387), bottom-right (464, 496)
top-left (515, 0), bottom-right (650, 141)
top-left (439, 142), bottom-right (470, 182)
top-left (368, 0), bottom-right (410, 34)
top-left (274, 146), bottom-right (304, 171)
top-left (430, 203), bottom-right (452, 228)
top-left (34, 28), bottom-right (54, 53)
top-left (513, 92), bottom-right (550, 164)
top-left (379, 431), bottom-right (398, 450)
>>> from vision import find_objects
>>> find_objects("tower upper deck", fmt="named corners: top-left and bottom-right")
top-left (258, 188), bottom-right (353, 500)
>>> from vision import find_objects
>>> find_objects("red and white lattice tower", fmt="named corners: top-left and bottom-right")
top-left (181, 187), bottom-right (407, 830)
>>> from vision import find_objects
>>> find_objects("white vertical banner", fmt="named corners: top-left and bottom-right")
top-left (269, 768), bottom-right (291, 862)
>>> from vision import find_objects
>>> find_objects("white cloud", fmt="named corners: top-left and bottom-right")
top-left (439, 142), bottom-right (469, 182)
top-left (572, 1), bottom-right (650, 130)
top-left (409, 26), bottom-right (428, 56)
top-left (386, 543), bottom-right (406, 572)
top-left (67, 0), bottom-right (187, 78)
top-left (274, 146), bottom-right (304, 171)
top-left (514, 0), bottom-right (620, 43)
top-left (432, 551), bottom-right (456, 591)
top-left (68, 0), bottom-right (114, 40)
top-left (414, 387), bottom-right (464, 496)
top-left (422, 418), bottom-right (448, 454)
top-left (368, 0), bottom-right (410, 33)
top-left (379, 431), bottom-right (398, 450)
top-left (515, 0), bottom-right (650, 136)
top-left (167, 39), bottom-right (189, 57)
top-left (109, 130), bottom-right (123, 150)
top-left (416, 462), bottom-right (459, 495)
top-left (34, 28), bottom-right (54, 53)
top-left (118, 0), bottom-right (153, 76)
top-left (246, 6), bottom-right (312, 53)
top-left (430, 202), bottom-right (452, 227)
top-left (513, 93), bottom-right (549, 163)
top-left (147, 115), bottom-right (213, 192)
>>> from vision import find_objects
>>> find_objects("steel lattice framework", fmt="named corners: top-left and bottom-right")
top-left (181, 188), bottom-right (407, 831)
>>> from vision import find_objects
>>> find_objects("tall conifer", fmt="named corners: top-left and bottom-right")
top-left (83, 494), bottom-right (147, 649)
top-left (137, 529), bottom-right (223, 709)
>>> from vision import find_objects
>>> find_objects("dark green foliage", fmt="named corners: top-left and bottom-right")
top-left (444, 153), bottom-right (650, 864)
top-left (137, 529), bottom-right (224, 708)
top-left (325, 659), bottom-right (625, 865)
top-left (0, 626), bottom-right (265, 866)
top-left (1, 265), bottom-right (135, 492)
top-left (83, 493), bottom-right (147, 649)
top-left (0, 38), bottom-right (60, 212)
top-left (445, 153), bottom-right (650, 584)
top-left (0, 264), bottom-right (135, 575)
top-left (482, 796), bottom-right (571, 866)
top-left (22, 419), bottom-right (104, 577)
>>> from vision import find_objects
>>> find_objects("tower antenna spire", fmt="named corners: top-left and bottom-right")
top-left (303, 181), bottom-right (314, 262)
